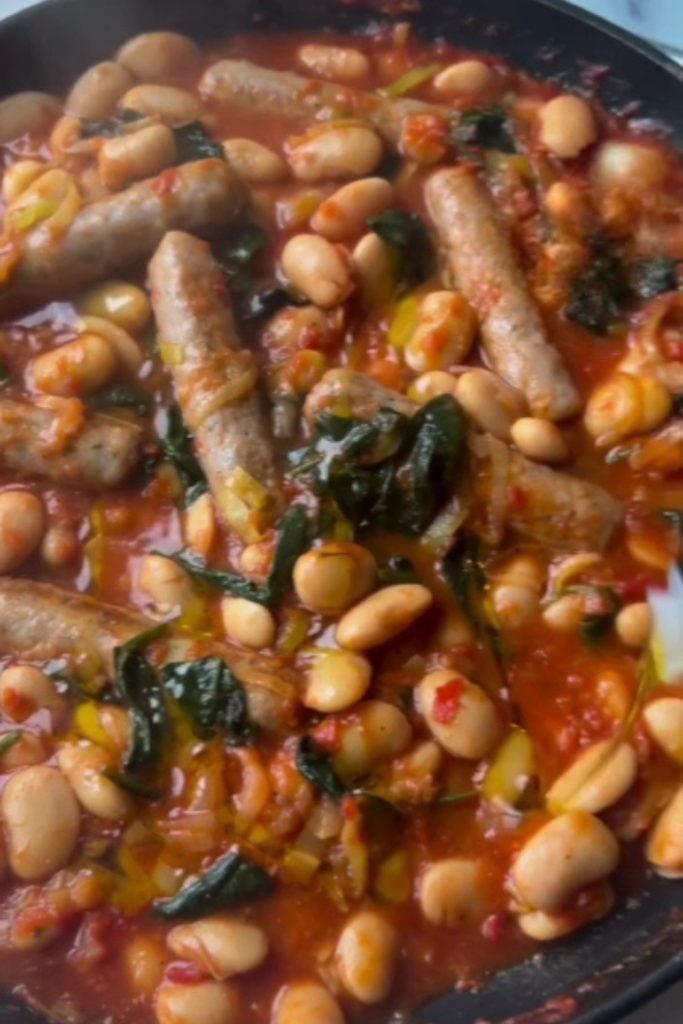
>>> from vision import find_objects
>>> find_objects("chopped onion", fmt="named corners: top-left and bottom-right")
top-left (382, 63), bottom-right (441, 98)
top-left (648, 564), bottom-right (683, 684)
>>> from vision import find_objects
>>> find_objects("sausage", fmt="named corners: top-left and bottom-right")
top-left (425, 167), bottom-right (581, 421)
top-left (471, 432), bottom-right (621, 552)
top-left (200, 59), bottom-right (443, 147)
top-left (149, 231), bottom-right (280, 542)
top-left (0, 396), bottom-right (142, 489)
top-left (305, 370), bottom-right (620, 551)
top-left (0, 579), bottom-right (296, 732)
top-left (0, 160), bottom-right (244, 318)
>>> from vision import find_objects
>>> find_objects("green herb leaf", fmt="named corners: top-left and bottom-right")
top-left (629, 258), bottom-right (679, 301)
top-left (580, 612), bottom-right (616, 648)
top-left (114, 624), bottom-right (167, 775)
top-left (173, 121), bottom-right (224, 163)
top-left (0, 361), bottom-right (10, 386)
top-left (154, 852), bottom-right (274, 920)
top-left (0, 731), bottom-right (22, 757)
top-left (368, 209), bottom-right (434, 289)
top-left (80, 108), bottom-right (144, 139)
top-left (101, 767), bottom-right (162, 800)
top-left (433, 789), bottom-right (478, 806)
top-left (441, 534), bottom-right (485, 621)
top-left (452, 105), bottom-right (516, 154)
top-left (168, 505), bottom-right (309, 608)
top-left (214, 224), bottom-right (268, 294)
top-left (161, 404), bottom-right (208, 502)
top-left (239, 284), bottom-right (293, 322)
top-left (162, 656), bottom-right (254, 746)
top-left (290, 395), bottom-right (465, 536)
top-left (566, 242), bottom-right (629, 334)
top-left (88, 387), bottom-right (152, 416)
top-left (378, 556), bottom-right (419, 586)
top-left (296, 737), bottom-right (348, 800)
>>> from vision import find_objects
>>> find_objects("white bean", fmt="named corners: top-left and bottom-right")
top-left (405, 291), bottom-right (477, 373)
top-left (184, 492), bottom-right (217, 558)
top-left (272, 982), bottom-right (345, 1024)
top-left (167, 918), bottom-right (268, 979)
top-left (510, 810), bottom-right (620, 911)
top-left (517, 883), bottom-right (614, 941)
top-left (417, 668), bottom-right (501, 759)
top-left (281, 234), bottom-right (352, 308)
top-left (221, 596), bottom-right (276, 650)
top-left (311, 178), bottom-right (395, 241)
top-left (298, 44), bottom-right (371, 83)
top-left (78, 281), bottom-right (151, 336)
top-left (584, 373), bottom-right (671, 447)
top-left (139, 554), bottom-right (193, 615)
top-left (98, 124), bottom-right (177, 191)
top-left (287, 124), bottom-right (383, 182)
top-left (1, 765), bottom-right (80, 880)
top-left (65, 61), bottom-right (135, 119)
top-left (615, 602), bottom-right (651, 648)
top-left (154, 981), bottom-right (239, 1024)
top-left (646, 782), bottom-right (683, 877)
top-left (456, 369), bottom-right (527, 441)
top-left (0, 730), bottom-right (47, 771)
top-left (419, 858), bottom-right (484, 925)
top-left (542, 593), bottom-right (586, 632)
top-left (223, 138), bottom-right (287, 184)
top-left (545, 740), bottom-right (637, 814)
top-left (351, 231), bottom-right (393, 305)
top-left (335, 910), bottom-right (398, 1004)
top-left (30, 333), bottom-right (118, 397)
top-left (0, 491), bottom-right (45, 574)
top-left (2, 159), bottom-right (45, 204)
top-left (434, 60), bottom-right (498, 97)
top-left (510, 417), bottom-right (569, 463)
top-left (57, 743), bottom-right (133, 821)
top-left (116, 32), bottom-right (202, 82)
top-left (0, 666), bottom-right (58, 720)
top-left (121, 84), bottom-right (203, 125)
top-left (538, 95), bottom-right (599, 160)
top-left (0, 92), bottom-right (60, 145)
top-left (293, 542), bottom-right (376, 615)
top-left (40, 524), bottom-right (79, 567)
top-left (336, 583), bottom-right (433, 650)
top-left (125, 935), bottom-right (167, 996)
top-left (303, 650), bottom-right (372, 712)
top-left (591, 141), bottom-right (669, 196)
top-left (490, 554), bottom-right (545, 629)
top-left (409, 370), bottom-right (460, 405)
top-left (643, 698), bottom-right (683, 765)
top-left (333, 700), bottom-right (412, 779)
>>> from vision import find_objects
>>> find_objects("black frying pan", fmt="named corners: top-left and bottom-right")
top-left (0, 1), bottom-right (681, 1022)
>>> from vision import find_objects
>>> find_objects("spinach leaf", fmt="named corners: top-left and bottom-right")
top-left (451, 105), bottom-right (516, 154)
top-left (0, 731), bottom-right (22, 757)
top-left (673, 393), bottom-right (683, 417)
top-left (114, 625), bottom-right (167, 775)
top-left (580, 612), bottom-right (615, 648)
top-left (378, 556), bottom-right (419, 586)
top-left (80, 108), bottom-right (144, 139)
top-left (88, 387), bottom-right (152, 416)
top-left (214, 224), bottom-right (268, 295)
top-left (441, 534), bottom-right (485, 621)
top-left (161, 404), bottom-right (208, 503)
top-left (0, 361), bottom-right (10, 386)
top-left (154, 852), bottom-right (274, 920)
top-left (162, 656), bottom-right (254, 746)
top-left (566, 243), bottom-right (629, 334)
top-left (296, 737), bottom-right (348, 800)
top-left (239, 284), bottom-right (293, 322)
top-left (290, 395), bottom-right (465, 536)
top-left (168, 505), bottom-right (310, 608)
top-left (629, 258), bottom-right (678, 301)
top-left (367, 209), bottom-right (434, 289)
top-left (173, 121), bottom-right (224, 163)
top-left (661, 509), bottom-right (683, 535)
top-left (102, 767), bottom-right (162, 801)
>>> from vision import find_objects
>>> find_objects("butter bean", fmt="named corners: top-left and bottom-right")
top-left (546, 740), bottom-right (637, 814)
top-left (167, 918), bottom-right (268, 979)
top-left (116, 32), bottom-right (201, 82)
top-left (2, 765), bottom-right (80, 880)
top-left (281, 234), bottom-right (352, 308)
top-left (311, 178), bottom-right (395, 241)
top-left (223, 138), bottom-right (287, 184)
top-left (272, 982), bottom-right (344, 1024)
top-left (335, 910), bottom-right (398, 1004)
top-left (287, 124), bottom-right (383, 182)
top-left (66, 61), bottom-right (135, 119)
top-left (419, 858), bottom-right (484, 925)
top-left (336, 583), bottom-right (432, 650)
top-left (417, 668), bottom-right (501, 759)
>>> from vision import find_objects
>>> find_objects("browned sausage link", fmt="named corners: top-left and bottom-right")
top-left (0, 579), bottom-right (297, 732)
top-left (0, 160), bottom-right (245, 318)
top-left (0, 396), bottom-right (142, 489)
top-left (149, 230), bottom-right (280, 542)
top-left (200, 59), bottom-right (443, 146)
top-left (306, 370), bottom-right (620, 551)
top-left (426, 167), bottom-right (581, 421)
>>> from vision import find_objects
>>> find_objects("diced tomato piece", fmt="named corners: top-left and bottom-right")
top-left (152, 168), bottom-right (179, 198)
top-left (481, 912), bottom-right (507, 943)
top-left (433, 677), bottom-right (465, 724)
top-left (165, 960), bottom-right (208, 984)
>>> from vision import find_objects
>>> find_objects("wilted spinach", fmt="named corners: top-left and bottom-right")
top-left (566, 243), bottom-right (629, 334)
top-left (162, 656), bottom-right (254, 746)
top-left (0, 731), bottom-right (21, 757)
top-left (113, 625), bottom-right (167, 779)
top-left (296, 737), bottom-right (348, 800)
top-left (580, 612), bottom-right (616, 648)
top-left (378, 556), bottom-right (419, 586)
top-left (173, 121), bottom-right (224, 163)
top-left (161, 404), bottom-right (208, 504)
top-left (214, 223), bottom-right (268, 295)
top-left (289, 395), bottom-right (465, 536)
top-left (168, 504), bottom-right (309, 608)
top-left (154, 852), bottom-right (274, 920)
top-left (88, 387), bottom-right (152, 416)
top-left (450, 105), bottom-right (516, 154)
top-left (629, 258), bottom-right (679, 301)
top-left (80, 108), bottom-right (144, 138)
top-left (238, 284), bottom-right (293, 322)
top-left (441, 533), bottom-right (486, 622)
top-left (368, 209), bottom-right (434, 290)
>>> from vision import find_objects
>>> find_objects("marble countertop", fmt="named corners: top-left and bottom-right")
top-left (0, 0), bottom-right (679, 1020)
